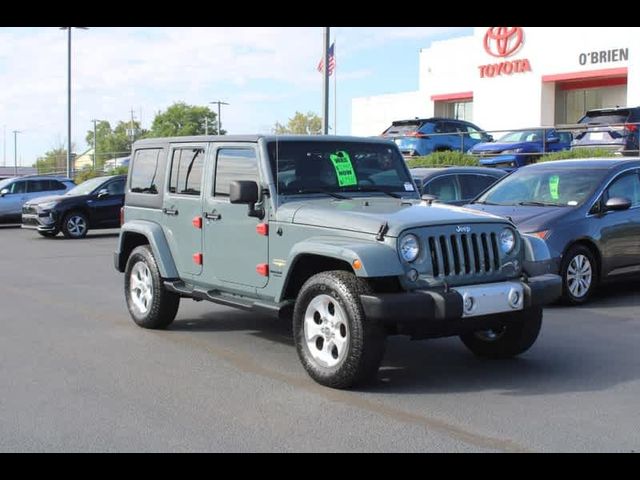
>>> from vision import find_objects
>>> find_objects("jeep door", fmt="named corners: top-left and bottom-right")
top-left (203, 146), bottom-right (269, 289)
top-left (162, 145), bottom-right (206, 277)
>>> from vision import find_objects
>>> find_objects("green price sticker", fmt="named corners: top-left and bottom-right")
top-left (549, 175), bottom-right (560, 200)
top-left (329, 151), bottom-right (358, 187)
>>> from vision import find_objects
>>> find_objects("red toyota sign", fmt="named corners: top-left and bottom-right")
top-left (479, 27), bottom-right (531, 78)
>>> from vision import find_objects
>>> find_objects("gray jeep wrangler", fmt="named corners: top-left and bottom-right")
top-left (114, 135), bottom-right (561, 389)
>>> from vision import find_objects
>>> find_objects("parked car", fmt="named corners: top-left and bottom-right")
top-left (571, 106), bottom-right (640, 155)
top-left (0, 176), bottom-right (75, 223)
top-left (113, 135), bottom-right (561, 389)
top-left (21, 174), bottom-right (126, 238)
top-left (470, 129), bottom-right (572, 171)
top-left (466, 158), bottom-right (640, 305)
top-left (381, 118), bottom-right (492, 157)
top-left (410, 167), bottom-right (506, 205)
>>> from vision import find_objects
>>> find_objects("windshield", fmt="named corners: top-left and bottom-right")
top-left (476, 168), bottom-right (605, 207)
top-left (497, 130), bottom-right (544, 143)
top-left (267, 141), bottom-right (418, 198)
top-left (0, 178), bottom-right (14, 190)
top-left (65, 177), bottom-right (106, 196)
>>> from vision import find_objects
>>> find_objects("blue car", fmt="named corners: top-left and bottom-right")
top-left (381, 118), bottom-right (492, 157)
top-left (470, 129), bottom-right (572, 171)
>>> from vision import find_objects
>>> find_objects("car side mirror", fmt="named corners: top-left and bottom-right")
top-left (97, 188), bottom-right (109, 198)
top-left (485, 134), bottom-right (494, 142)
top-left (0, 188), bottom-right (8, 197)
top-left (604, 197), bottom-right (632, 211)
top-left (547, 136), bottom-right (560, 144)
top-left (229, 180), bottom-right (263, 219)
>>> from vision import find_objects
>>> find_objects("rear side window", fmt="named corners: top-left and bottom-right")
top-left (27, 180), bottom-right (49, 192)
top-left (130, 148), bottom-right (162, 194)
top-left (214, 148), bottom-right (258, 197)
top-left (168, 148), bottom-right (205, 196)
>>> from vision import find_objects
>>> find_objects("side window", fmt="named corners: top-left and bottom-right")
top-left (168, 148), bottom-right (205, 196)
top-left (605, 171), bottom-right (640, 207)
top-left (422, 175), bottom-right (460, 202)
top-left (458, 174), bottom-right (499, 200)
top-left (106, 179), bottom-right (125, 195)
top-left (214, 148), bottom-right (258, 197)
top-left (130, 148), bottom-right (162, 194)
top-left (10, 181), bottom-right (26, 194)
top-left (27, 180), bottom-right (49, 193)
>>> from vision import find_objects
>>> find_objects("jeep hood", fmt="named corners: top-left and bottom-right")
top-left (277, 198), bottom-right (509, 237)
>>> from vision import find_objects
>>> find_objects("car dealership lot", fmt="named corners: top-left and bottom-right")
top-left (0, 226), bottom-right (639, 452)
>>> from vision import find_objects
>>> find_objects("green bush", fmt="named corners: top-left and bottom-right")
top-left (74, 169), bottom-right (103, 184)
top-left (405, 151), bottom-right (479, 168)
top-left (538, 147), bottom-right (617, 162)
top-left (111, 166), bottom-right (129, 176)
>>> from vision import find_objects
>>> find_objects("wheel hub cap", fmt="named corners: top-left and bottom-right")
top-left (567, 254), bottom-right (592, 298)
top-left (303, 294), bottom-right (349, 368)
top-left (130, 261), bottom-right (153, 314)
top-left (68, 216), bottom-right (86, 236)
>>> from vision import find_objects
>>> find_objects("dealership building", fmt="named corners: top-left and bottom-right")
top-left (351, 27), bottom-right (640, 136)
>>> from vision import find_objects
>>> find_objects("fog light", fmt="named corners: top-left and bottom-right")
top-left (407, 268), bottom-right (419, 282)
top-left (508, 288), bottom-right (521, 309)
top-left (463, 294), bottom-right (475, 314)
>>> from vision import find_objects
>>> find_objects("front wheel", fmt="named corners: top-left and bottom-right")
top-left (459, 307), bottom-right (543, 359)
top-left (560, 245), bottom-right (597, 305)
top-left (293, 271), bottom-right (385, 389)
top-left (62, 211), bottom-right (89, 239)
top-left (124, 245), bottom-right (180, 329)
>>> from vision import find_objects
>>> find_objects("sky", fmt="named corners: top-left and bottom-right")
top-left (0, 27), bottom-right (472, 167)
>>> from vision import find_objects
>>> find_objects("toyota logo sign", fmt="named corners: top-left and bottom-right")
top-left (483, 27), bottom-right (524, 58)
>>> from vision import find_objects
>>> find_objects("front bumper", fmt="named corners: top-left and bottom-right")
top-left (21, 211), bottom-right (58, 231)
top-left (360, 274), bottom-right (561, 336)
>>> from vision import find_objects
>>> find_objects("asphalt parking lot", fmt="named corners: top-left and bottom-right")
top-left (0, 225), bottom-right (639, 452)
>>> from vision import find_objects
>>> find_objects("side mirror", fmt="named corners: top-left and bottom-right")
top-left (229, 180), bottom-right (263, 219)
top-left (0, 188), bottom-right (8, 197)
top-left (547, 136), bottom-right (560, 144)
top-left (485, 134), bottom-right (494, 142)
top-left (604, 197), bottom-right (632, 212)
top-left (97, 188), bottom-right (109, 198)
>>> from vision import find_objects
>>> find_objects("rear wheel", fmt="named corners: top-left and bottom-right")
top-left (460, 307), bottom-right (543, 358)
top-left (125, 245), bottom-right (180, 329)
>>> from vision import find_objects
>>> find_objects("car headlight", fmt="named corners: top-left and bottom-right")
top-left (499, 228), bottom-right (516, 254)
top-left (500, 148), bottom-right (524, 154)
top-left (399, 234), bottom-right (420, 262)
top-left (38, 201), bottom-right (58, 210)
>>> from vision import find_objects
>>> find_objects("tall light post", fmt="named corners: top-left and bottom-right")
top-left (91, 119), bottom-right (102, 169)
top-left (13, 130), bottom-right (21, 176)
top-left (60, 27), bottom-right (88, 178)
top-left (209, 101), bottom-right (229, 135)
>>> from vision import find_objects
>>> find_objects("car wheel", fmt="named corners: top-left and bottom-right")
top-left (293, 271), bottom-right (386, 389)
top-left (560, 244), bottom-right (597, 305)
top-left (62, 211), bottom-right (89, 239)
top-left (459, 307), bottom-right (543, 358)
top-left (38, 230), bottom-right (59, 238)
top-left (125, 245), bottom-right (180, 329)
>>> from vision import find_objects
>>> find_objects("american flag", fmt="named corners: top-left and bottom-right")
top-left (317, 43), bottom-right (335, 76)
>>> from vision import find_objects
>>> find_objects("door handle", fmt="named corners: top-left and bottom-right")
top-left (162, 208), bottom-right (179, 216)
top-left (204, 210), bottom-right (221, 220)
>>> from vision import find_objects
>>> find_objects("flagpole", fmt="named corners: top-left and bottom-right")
top-left (333, 38), bottom-right (337, 135)
top-left (322, 27), bottom-right (330, 135)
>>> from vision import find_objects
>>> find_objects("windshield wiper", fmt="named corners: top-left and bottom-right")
top-left (517, 201), bottom-right (561, 207)
top-left (289, 188), bottom-right (349, 200)
top-left (471, 200), bottom-right (501, 205)
top-left (349, 186), bottom-right (402, 198)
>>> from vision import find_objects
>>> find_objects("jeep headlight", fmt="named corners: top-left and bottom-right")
top-left (399, 234), bottom-right (420, 262)
top-left (499, 228), bottom-right (516, 254)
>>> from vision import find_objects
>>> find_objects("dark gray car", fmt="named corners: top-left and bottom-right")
top-left (410, 167), bottom-right (506, 205)
top-left (466, 158), bottom-right (640, 304)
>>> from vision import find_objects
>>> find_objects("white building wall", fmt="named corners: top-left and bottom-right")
top-left (352, 27), bottom-right (640, 135)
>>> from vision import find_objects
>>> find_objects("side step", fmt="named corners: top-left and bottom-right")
top-left (164, 280), bottom-right (293, 319)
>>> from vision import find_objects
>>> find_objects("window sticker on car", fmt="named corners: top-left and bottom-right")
top-left (549, 175), bottom-right (560, 200)
top-left (329, 151), bottom-right (358, 187)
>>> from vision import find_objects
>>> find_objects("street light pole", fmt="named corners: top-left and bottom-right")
top-left (13, 130), bottom-right (20, 176)
top-left (92, 119), bottom-right (101, 169)
top-left (60, 27), bottom-right (88, 179)
top-left (209, 101), bottom-right (229, 135)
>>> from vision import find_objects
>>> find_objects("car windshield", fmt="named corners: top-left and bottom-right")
top-left (65, 177), bottom-right (106, 196)
top-left (267, 141), bottom-right (418, 198)
top-left (476, 168), bottom-right (605, 207)
top-left (0, 178), bottom-right (14, 190)
top-left (497, 130), bottom-right (544, 143)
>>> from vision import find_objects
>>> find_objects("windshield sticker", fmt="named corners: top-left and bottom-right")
top-left (567, 200), bottom-right (578, 206)
top-left (549, 175), bottom-right (560, 200)
top-left (329, 151), bottom-right (358, 187)
top-left (404, 182), bottom-right (414, 192)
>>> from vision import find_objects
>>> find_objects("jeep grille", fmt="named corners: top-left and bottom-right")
top-left (427, 232), bottom-right (500, 277)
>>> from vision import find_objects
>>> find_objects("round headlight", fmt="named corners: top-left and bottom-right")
top-left (399, 234), bottom-right (420, 262)
top-left (499, 228), bottom-right (516, 254)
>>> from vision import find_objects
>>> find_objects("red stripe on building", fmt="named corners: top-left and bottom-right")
top-left (542, 67), bottom-right (628, 83)
top-left (430, 91), bottom-right (474, 102)
top-left (559, 76), bottom-right (628, 91)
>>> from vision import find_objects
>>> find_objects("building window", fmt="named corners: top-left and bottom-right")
top-left (434, 100), bottom-right (473, 122)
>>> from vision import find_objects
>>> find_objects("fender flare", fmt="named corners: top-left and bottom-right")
top-left (116, 220), bottom-right (179, 278)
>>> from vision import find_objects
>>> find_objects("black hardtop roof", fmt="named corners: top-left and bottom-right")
top-left (133, 134), bottom-right (395, 148)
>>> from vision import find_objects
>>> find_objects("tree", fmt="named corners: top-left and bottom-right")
top-left (34, 144), bottom-right (75, 174)
top-left (273, 112), bottom-right (322, 135)
top-left (86, 120), bottom-right (146, 168)
top-left (147, 102), bottom-right (224, 138)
